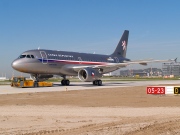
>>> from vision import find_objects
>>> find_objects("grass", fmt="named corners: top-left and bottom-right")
top-left (0, 81), bottom-right (11, 85)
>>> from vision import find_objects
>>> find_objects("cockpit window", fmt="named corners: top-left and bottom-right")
top-left (19, 55), bottom-right (26, 58)
top-left (26, 55), bottom-right (31, 58)
top-left (31, 55), bottom-right (35, 58)
top-left (19, 54), bottom-right (35, 59)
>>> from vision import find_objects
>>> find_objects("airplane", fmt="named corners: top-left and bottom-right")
top-left (11, 30), bottom-right (175, 87)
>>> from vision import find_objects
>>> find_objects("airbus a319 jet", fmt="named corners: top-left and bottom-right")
top-left (12, 30), bottom-right (175, 86)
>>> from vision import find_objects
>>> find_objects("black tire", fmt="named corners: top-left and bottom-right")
top-left (65, 80), bottom-right (70, 86)
top-left (97, 80), bottom-right (102, 86)
top-left (61, 79), bottom-right (70, 86)
top-left (93, 80), bottom-right (98, 85)
top-left (93, 80), bottom-right (101, 85)
top-left (61, 80), bottom-right (65, 86)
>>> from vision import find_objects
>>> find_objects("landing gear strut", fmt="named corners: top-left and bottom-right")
top-left (34, 74), bottom-right (39, 87)
top-left (93, 80), bottom-right (102, 86)
top-left (61, 76), bottom-right (70, 86)
top-left (34, 81), bottom-right (39, 87)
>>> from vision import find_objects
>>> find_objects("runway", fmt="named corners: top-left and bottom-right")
top-left (0, 80), bottom-right (180, 95)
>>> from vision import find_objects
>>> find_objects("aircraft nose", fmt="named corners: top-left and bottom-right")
top-left (12, 59), bottom-right (30, 73)
top-left (11, 60), bottom-right (21, 71)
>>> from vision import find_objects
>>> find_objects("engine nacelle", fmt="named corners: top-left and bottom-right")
top-left (78, 68), bottom-right (102, 82)
top-left (30, 74), bottom-right (53, 81)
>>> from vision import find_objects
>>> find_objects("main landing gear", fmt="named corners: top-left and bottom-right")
top-left (61, 76), bottom-right (70, 86)
top-left (61, 79), bottom-right (70, 86)
top-left (93, 80), bottom-right (102, 86)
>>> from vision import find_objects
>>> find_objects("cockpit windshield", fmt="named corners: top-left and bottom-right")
top-left (19, 55), bottom-right (26, 58)
top-left (18, 54), bottom-right (35, 59)
top-left (26, 55), bottom-right (31, 58)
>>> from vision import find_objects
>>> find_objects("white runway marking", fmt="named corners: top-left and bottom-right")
top-left (0, 80), bottom-right (179, 95)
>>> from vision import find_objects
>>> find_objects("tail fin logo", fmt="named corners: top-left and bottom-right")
top-left (122, 41), bottom-right (126, 50)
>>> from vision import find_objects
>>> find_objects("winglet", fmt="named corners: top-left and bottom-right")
top-left (168, 58), bottom-right (177, 63)
top-left (169, 58), bottom-right (177, 62)
top-left (175, 57), bottom-right (178, 63)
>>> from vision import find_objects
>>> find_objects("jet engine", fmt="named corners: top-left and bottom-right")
top-left (78, 68), bottom-right (102, 82)
top-left (30, 74), bottom-right (53, 81)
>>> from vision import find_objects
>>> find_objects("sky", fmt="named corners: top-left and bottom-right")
top-left (0, 0), bottom-right (180, 77)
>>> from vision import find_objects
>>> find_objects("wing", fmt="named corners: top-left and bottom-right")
top-left (72, 58), bottom-right (176, 72)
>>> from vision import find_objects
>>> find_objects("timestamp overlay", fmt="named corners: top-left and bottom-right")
top-left (147, 86), bottom-right (180, 95)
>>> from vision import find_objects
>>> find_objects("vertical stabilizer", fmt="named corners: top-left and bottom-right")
top-left (111, 30), bottom-right (129, 57)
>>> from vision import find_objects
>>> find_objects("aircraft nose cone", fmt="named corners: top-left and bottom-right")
top-left (12, 59), bottom-right (29, 73)
top-left (12, 60), bottom-right (17, 70)
top-left (11, 60), bottom-right (21, 71)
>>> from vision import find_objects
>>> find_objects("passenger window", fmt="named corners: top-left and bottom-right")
top-left (26, 55), bottom-right (31, 58)
top-left (31, 55), bottom-right (35, 58)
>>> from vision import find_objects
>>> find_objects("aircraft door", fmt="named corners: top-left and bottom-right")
top-left (78, 57), bottom-right (82, 64)
top-left (40, 51), bottom-right (48, 64)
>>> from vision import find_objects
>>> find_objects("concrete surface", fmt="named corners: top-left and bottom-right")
top-left (0, 80), bottom-right (180, 95)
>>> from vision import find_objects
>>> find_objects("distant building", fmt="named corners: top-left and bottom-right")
top-left (103, 72), bottom-right (112, 76)
top-left (110, 69), bottom-right (121, 76)
top-left (0, 73), bottom-right (9, 81)
top-left (120, 68), bottom-right (162, 77)
top-left (132, 72), bottom-right (148, 77)
top-left (162, 62), bottom-right (180, 76)
top-left (103, 69), bottom-right (120, 76)
top-left (103, 67), bottom-right (163, 77)
top-left (0, 77), bottom-right (8, 81)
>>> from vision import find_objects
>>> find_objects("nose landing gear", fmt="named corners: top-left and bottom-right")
top-left (34, 74), bottom-right (39, 87)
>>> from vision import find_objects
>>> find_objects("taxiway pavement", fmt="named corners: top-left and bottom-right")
top-left (0, 80), bottom-right (180, 95)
